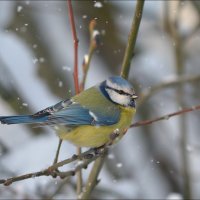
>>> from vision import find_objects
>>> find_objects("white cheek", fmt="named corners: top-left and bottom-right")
top-left (106, 89), bottom-right (130, 106)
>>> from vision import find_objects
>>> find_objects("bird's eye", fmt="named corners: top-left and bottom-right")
top-left (116, 89), bottom-right (131, 96)
top-left (105, 85), bottom-right (130, 96)
top-left (118, 90), bottom-right (124, 94)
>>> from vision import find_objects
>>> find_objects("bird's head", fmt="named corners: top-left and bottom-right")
top-left (100, 76), bottom-right (138, 107)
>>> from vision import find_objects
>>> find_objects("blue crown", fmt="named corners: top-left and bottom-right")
top-left (108, 76), bottom-right (132, 89)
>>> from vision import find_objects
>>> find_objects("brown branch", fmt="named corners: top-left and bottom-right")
top-left (67, 0), bottom-right (79, 94)
top-left (67, 0), bottom-right (82, 195)
top-left (131, 104), bottom-right (200, 128)
top-left (0, 148), bottom-right (105, 186)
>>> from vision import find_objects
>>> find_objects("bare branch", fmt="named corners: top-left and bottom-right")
top-left (67, 0), bottom-right (79, 94)
top-left (131, 104), bottom-right (200, 128)
top-left (0, 148), bottom-right (106, 186)
top-left (138, 74), bottom-right (200, 107)
top-left (80, 20), bottom-right (99, 91)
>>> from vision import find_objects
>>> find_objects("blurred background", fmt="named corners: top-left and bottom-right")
top-left (0, 0), bottom-right (200, 199)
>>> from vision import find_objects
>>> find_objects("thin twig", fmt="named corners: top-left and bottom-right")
top-left (120, 0), bottom-right (145, 79)
top-left (53, 139), bottom-right (63, 165)
top-left (67, 0), bottom-right (82, 195)
top-left (80, 20), bottom-right (99, 91)
top-left (67, 0), bottom-right (79, 94)
top-left (0, 148), bottom-right (102, 186)
top-left (138, 74), bottom-right (200, 107)
top-left (130, 104), bottom-right (200, 128)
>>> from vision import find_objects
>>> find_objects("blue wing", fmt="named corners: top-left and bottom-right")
top-left (0, 99), bottom-right (120, 126)
top-left (48, 101), bottom-right (120, 126)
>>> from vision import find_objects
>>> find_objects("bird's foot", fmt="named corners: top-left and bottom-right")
top-left (94, 145), bottom-right (106, 155)
top-left (83, 145), bottom-right (106, 159)
top-left (108, 129), bottom-right (120, 145)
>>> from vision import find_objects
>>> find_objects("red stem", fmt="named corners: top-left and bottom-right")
top-left (67, 0), bottom-right (79, 94)
top-left (131, 104), bottom-right (200, 128)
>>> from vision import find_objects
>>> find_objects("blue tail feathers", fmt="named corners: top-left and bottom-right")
top-left (0, 115), bottom-right (47, 125)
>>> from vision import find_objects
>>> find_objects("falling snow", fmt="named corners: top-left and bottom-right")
top-left (186, 145), bottom-right (193, 152)
top-left (166, 193), bottom-right (183, 200)
top-left (32, 58), bottom-right (38, 64)
top-left (62, 66), bottom-right (71, 71)
top-left (108, 153), bottom-right (115, 160)
top-left (58, 81), bottom-right (63, 88)
top-left (92, 30), bottom-right (100, 39)
top-left (116, 163), bottom-right (123, 168)
top-left (82, 15), bottom-right (87, 19)
top-left (22, 103), bottom-right (28, 107)
top-left (94, 2), bottom-right (103, 8)
top-left (17, 6), bottom-right (23, 13)
top-left (39, 57), bottom-right (45, 63)
top-left (33, 44), bottom-right (38, 49)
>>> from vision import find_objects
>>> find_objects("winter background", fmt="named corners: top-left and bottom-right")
top-left (0, 1), bottom-right (200, 199)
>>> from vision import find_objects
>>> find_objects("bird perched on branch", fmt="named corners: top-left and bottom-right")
top-left (0, 76), bottom-right (137, 147)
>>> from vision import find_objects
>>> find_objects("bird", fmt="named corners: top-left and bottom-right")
top-left (0, 76), bottom-right (137, 148)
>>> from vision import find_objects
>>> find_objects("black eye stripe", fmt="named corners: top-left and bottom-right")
top-left (105, 86), bottom-right (131, 96)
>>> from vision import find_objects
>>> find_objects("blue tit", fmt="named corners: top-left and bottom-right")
top-left (0, 76), bottom-right (137, 148)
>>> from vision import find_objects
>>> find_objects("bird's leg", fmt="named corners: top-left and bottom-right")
top-left (83, 145), bottom-right (107, 159)
top-left (84, 129), bottom-right (121, 159)
top-left (82, 129), bottom-right (123, 159)
top-left (53, 139), bottom-right (63, 167)
top-left (94, 145), bottom-right (107, 155)
top-left (50, 139), bottom-right (63, 174)
top-left (123, 128), bottom-right (128, 135)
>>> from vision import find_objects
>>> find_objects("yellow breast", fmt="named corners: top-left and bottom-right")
top-left (56, 106), bottom-right (136, 148)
